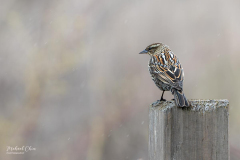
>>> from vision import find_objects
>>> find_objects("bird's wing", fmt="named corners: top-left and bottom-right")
top-left (149, 55), bottom-right (183, 90)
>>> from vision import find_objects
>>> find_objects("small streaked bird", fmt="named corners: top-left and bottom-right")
top-left (139, 43), bottom-right (189, 107)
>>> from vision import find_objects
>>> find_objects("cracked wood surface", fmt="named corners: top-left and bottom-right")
top-left (149, 99), bottom-right (229, 160)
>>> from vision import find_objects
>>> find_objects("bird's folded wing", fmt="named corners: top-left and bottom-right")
top-left (149, 63), bottom-right (183, 90)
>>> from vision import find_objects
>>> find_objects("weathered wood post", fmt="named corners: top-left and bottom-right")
top-left (149, 99), bottom-right (229, 160)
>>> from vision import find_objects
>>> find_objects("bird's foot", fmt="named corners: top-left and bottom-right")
top-left (160, 98), bottom-right (166, 101)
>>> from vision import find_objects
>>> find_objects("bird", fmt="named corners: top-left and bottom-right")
top-left (139, 43), bottom-right (189, 107)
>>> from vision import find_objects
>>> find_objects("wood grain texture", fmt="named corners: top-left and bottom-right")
top-left (149, 99), bottom-right (229, 160)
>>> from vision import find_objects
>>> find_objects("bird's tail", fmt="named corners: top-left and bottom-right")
top-left (171, 89), bottom-right (189, 107)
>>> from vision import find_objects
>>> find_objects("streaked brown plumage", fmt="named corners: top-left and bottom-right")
top-left (140, 43), bottom-right (189, 107)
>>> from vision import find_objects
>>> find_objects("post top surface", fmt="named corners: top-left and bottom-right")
top-left (151, 99), bottom-right (229, 112)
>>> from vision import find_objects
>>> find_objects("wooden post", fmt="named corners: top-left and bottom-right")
top-left (149, 99), bottom-right (229, 160)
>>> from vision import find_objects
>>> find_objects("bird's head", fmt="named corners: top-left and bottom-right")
top-left (139, 43), bottom-right (167, 56)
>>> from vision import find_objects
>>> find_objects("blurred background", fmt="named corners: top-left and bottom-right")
top-left (0, 0), bottom-right (240, 159)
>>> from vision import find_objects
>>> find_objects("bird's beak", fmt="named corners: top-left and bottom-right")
top-left (139, 50), bottom-right (148, 54)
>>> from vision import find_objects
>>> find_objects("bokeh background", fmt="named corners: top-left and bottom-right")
top-left (1, 0), bottom-right (240, 159)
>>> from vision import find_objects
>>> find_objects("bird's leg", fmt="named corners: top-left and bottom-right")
top-left (170, 89), bottom-right (175, 101)
top-left (160, 91), bottom-right (166, 101)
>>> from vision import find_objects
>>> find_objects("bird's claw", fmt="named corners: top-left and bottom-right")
top-left (160, 98), bottom-right (166, 101)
